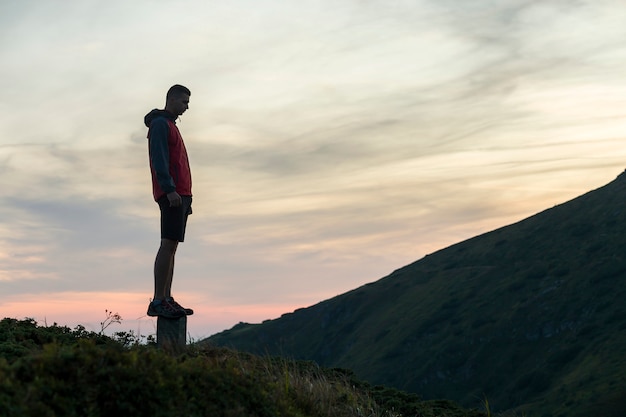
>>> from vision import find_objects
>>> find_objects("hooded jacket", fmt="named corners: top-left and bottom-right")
top-left (144, 109), bottom-right (192, 201)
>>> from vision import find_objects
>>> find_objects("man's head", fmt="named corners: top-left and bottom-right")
top-left (165, 84), bottom-right (191, 116)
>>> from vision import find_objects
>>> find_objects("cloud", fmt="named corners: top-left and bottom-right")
top-left (0, 196), bottom-right (154, 292)
top-left (2, 0), bottom-right (626, 335)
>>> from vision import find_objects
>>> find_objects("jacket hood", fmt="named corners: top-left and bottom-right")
top-left (144, 109), bottom-right (177, 128)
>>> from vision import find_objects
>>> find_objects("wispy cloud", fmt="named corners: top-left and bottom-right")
top-left (1, 0), bottom-right (626, 336)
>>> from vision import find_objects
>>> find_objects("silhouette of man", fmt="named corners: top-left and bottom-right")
top-left (144, 84), bottom-right (194, 318)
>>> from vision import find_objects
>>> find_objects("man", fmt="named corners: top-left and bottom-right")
top-left (144, 84), bottom-right (194, 318)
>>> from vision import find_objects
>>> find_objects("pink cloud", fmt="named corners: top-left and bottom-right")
top-left (2, 291), bottom-right (306, 341)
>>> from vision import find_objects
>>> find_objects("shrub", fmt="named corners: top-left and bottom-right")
top-left (0, 318), bottom-right (485, 417)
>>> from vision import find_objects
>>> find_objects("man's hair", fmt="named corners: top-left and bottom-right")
top-left (167, 84), bottom-right (191, 99)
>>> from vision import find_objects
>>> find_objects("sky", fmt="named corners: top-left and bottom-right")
top-left (2, 0), bottom-right (626, 340)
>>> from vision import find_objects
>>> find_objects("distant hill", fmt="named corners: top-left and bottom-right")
top-left (207, 171), bottom-right (626, 417)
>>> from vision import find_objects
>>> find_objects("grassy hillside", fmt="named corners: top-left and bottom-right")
top-left (207, 171), bottom-right (626, 417)
top-left (0, 318), bottom-right (485, 417)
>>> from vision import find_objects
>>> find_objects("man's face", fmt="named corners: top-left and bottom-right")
top-left (167, 94), bottom-right (190, 116)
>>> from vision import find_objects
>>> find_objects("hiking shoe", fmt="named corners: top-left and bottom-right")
top-left (167, 297), bottom-right (194, 315)
top-left (147, 299), bottom-right (186, 318)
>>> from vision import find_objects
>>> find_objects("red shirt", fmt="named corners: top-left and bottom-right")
top-left (146, 112), bottom-right (192, 201)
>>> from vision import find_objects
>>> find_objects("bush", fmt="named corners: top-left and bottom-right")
top-left (0, 318), bottom-right (485, 417)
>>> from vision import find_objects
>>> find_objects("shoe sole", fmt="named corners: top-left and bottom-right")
top-left (147, 309), bottom-right (185, 319)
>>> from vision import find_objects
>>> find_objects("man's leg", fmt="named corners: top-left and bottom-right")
top-left (165, 253), bottom-right (175, 299)
top-left (154, 238), bottom-right (178, 300)
top-left (149, 195), bottom-right (192, 317)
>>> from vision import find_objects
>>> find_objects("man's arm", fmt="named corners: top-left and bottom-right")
top-left (149, 118), bottom-right (177, 195)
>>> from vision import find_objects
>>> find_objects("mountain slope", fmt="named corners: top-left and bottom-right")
top-left (207, 171), bottom-right (626, 417)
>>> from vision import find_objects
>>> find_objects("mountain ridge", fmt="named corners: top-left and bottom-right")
top-left (207, 171), bottom-right (626, 417)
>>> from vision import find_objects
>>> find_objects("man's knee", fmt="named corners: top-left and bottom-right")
top-left (160, 238), bottom-right (179, 254)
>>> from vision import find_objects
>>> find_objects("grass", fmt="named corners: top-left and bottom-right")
top-left (0, 317), bottom-right (485, 417)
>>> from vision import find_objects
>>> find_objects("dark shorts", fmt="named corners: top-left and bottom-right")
top-left (157, 195), bottom-right (192, 242)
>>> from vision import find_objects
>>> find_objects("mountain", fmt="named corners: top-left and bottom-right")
top-left (207, 171), bottom-right (626, 417)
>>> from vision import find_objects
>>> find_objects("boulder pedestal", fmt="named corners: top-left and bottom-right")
top-left (157, 315), bottom-right (187, 350)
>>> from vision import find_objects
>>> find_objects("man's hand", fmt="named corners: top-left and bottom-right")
top-left (166, 191), bottom-right (182, 207)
